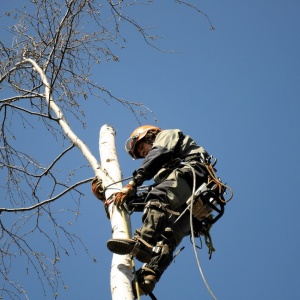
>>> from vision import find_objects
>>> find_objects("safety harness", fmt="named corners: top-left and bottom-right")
top-left (126, 155), bottom-right (233, 259)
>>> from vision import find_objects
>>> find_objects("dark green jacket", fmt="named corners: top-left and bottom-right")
top-left (134, 129), bottom-right (208, 185)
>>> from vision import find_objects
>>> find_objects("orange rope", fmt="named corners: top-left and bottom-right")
top-left (205, 163), bottom-right (233, 203)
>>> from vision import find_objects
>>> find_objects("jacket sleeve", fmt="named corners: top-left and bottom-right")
top-left (133, 130), bottom-right (182, 185)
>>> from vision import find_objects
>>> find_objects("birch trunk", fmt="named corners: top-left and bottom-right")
top-left (99, 125), bottom-right (134, 300)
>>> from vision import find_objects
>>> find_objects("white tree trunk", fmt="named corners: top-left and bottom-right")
top-left (99, 125), bottom-right (134, 300)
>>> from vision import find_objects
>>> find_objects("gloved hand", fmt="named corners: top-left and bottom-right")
top-left (114, 182), bottom-right (137, 208)
top-left (91, 176), bottom-right (105, 201)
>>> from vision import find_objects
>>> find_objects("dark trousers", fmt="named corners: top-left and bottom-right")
top-left (134, 162), bottom-right (208, 279)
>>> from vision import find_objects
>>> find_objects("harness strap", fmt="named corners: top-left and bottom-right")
top-left (130, 242), bottom-right (142, 257)
top-left (192, 215), bottom-right (215, 259)
top-left (149, 292), bottom-right (158, 300)
top-left (144, 200), bottom-right (180, 216)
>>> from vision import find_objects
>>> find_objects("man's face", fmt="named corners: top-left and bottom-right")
top-left (136, 141), bottom-right (152, 158)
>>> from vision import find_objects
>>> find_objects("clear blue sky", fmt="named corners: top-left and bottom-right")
top-left (1, 1), bottom-right (300, 299)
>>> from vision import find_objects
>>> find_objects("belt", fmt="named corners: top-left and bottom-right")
top-left (183, 153), bottom-right (206, 163)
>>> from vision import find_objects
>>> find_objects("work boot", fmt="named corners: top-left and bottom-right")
top-left (107, 237), bottom-right (153, 263)
top-left (132, 267), bottom-right (157, 298)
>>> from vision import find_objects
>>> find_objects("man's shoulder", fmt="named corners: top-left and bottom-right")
top-left (154, 129), bottom-right (182, 148)
top-left (160, 129), bottom-right (181, 135)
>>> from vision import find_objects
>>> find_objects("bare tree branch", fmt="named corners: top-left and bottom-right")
top-left (0, 178), bottom-right (93, 213)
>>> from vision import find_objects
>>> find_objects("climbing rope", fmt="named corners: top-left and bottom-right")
top-left (182, 161), bottom-right (217, 300)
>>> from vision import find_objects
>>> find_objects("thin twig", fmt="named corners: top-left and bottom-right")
top-left (0, 178), bottom-right (93, 213)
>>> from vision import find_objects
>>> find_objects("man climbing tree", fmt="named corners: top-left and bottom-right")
top-left (92, 125), bottom-right (232, 297)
